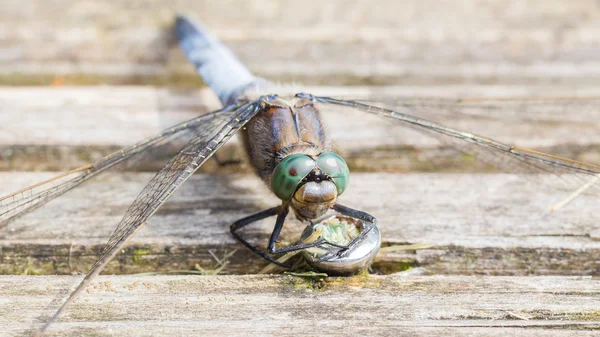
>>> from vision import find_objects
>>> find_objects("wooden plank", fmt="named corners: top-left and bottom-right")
top-left (2, 86), bottom-right (600, 172)
top-left (1, 275), bottom-right (599, 336)
top-left (2, 1), bottom-right (600, 85)
top-left (1, 172), bottom-right (598, 276)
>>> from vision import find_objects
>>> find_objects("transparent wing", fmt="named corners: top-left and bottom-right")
top-left (38, 100), bottom-right (261, 333)
top-left (0, 102), bottom-right (243, 228)
top-left (354, 95), bottom-right (600, 124)
top-left (314, 95), bottom-right (600, 195)
top-left (352, 95), bottom-right (600, 158)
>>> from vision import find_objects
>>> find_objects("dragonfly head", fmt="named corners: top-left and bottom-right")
top-left (271, 152), bottom-right (349, 219)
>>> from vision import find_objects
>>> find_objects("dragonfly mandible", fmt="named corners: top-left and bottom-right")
top-left (1, 15), bottom-right (600, 334)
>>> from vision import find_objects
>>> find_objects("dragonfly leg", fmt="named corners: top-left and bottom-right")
top-left (266, 207), bottom-right (328, 255)
top-left (324, 203), bottom-right (377, 259)
top-left (230, 205), bottom-right (291, 267)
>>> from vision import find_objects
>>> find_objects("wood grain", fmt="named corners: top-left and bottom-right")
top-left (2, 0), bottom-right (600, 85)
top-left (2, 172), bottom-right (598, 276)
top-left (2, 86), bottom-right (599, 172)
top-left (1, 275), bottom-right (598, 336)
top-left (2, 2), bottom-right (600, 334)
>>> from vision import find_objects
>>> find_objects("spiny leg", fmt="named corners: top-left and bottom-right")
top-left (231, 203), bottom-right (351, 267)
top-left (313, 203), bottom-right (377, 261)
top-left (266, 206), bottom-right (327, 255)
top-left (230, 206), bottom-right (287, 266)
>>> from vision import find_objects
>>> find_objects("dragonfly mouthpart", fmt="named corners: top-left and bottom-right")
top-left (291, 180), bottom-right (337, 219)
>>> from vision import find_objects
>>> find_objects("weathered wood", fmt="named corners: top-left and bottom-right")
top-left (2, 86), bottom-right (599, 172)
top-left (3, 1), bottom-right (600, 85)
top-left (1, 172), bottom-right (598, 276)
top-left (1, 275), bottom-right (598, 336)
top-left (3, 2), bottom-right (599, 332)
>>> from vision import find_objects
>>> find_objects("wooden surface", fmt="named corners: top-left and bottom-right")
top-left (1, 85), bottom-right (600, 335)
top-left (2, 86), bottom-right (600, 171)
top-left (1, 171), bottom-right (598, 276)
top-left (2, 0), bottom-right (600, 85)
top-left (3, 1), bottom-right (600, 334)
top-left (2, 86), bottom-right (600, 335)
top-left (1, 275), bottom-right (599, 336)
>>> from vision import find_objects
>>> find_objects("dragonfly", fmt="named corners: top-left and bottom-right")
top-left (1, 15), bottom-right (600, 334)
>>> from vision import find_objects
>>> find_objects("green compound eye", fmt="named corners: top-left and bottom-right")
top-left (271, 154), bottom-right (316, 200)
top-left (316, 152), bottom-right (350, 196)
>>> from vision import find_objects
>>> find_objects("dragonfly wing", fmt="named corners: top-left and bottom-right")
top-left (314, 95), bottom-right (600, 193)
top-left (0, 103), bottom-right (243, 227)
top-left (38, 100), bottom-right (260, 333)
top-left (355, 95), bottom-right (600, 124)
